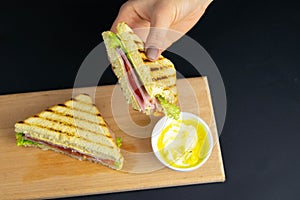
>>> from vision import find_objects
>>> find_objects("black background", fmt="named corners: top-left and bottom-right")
top-left (1, 0), bottom-right (300, 199)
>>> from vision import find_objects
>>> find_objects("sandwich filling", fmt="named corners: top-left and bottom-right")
top-left (15, 94), bottom-right (124, 170)
top-left (105, 31), bottom-right (180, 120)
top-left (116, 47), bottom-right (157, 112)
top-left (16, 132), bottom-right (122, 168)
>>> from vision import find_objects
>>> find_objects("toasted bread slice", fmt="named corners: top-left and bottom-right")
top-left (15, 94), bottom-right (124, 170)
top-left (102, 31), bottom-right (141, 111)
top-left (115, 22), bottom-right (178, 103)
top-left (102, 22), bottom-right (178, 116)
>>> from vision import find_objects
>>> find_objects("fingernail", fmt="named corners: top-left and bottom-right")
top-left (146, 46), bottom-right (159, 61)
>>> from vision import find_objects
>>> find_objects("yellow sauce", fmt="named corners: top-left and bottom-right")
top-left (157, 119), bottom-right (210, 169)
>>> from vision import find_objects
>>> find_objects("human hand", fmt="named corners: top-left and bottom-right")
top-left (111, 0), bottom-right (213, 61)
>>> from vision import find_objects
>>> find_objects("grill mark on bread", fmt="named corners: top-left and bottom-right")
top-left (49, 106), bottom-right (106, 126)
top-left (23, 121), bottom-right (64, 134)
top-left (44, 107), bottom-right (106, 126)
top-left (20, 120), bottom-right (114, 148)
top-left (55, 101), bottom-right (101, 116)
top-left (152, 76), bottom-right (167, 81)
top-left (35, 111), bottom-right (108, 128)
top-left (14, 92), bottom-right (123, 169)
top-left (169, 83), bottom-right (176, 87)
top-left (29, 112), bottom-right (110, 138)
top-left (149, 65), bottom-right (171, 71)
top-left (67, 103), bottom-right (100, 115)
top-left (139, 51), bottom-right (165, 62)
top-left (64, 94), bottom-right (97, 106)
top-left (152, 74), bottom-right (176, 81)
top-left (150, 67), bottom-right (160, 71)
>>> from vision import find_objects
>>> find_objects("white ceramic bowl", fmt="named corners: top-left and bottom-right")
top-left (151, 112), bottom-right (214, 172)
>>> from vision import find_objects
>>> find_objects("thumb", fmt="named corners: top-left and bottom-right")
top-left (145, 9), bottom-right (172, 61)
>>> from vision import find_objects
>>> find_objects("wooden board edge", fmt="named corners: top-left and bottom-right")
top-left (202, 76), bottom-right (226, 181)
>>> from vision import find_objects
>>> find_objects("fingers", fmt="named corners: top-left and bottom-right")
top-left (145, 22), bottom-right (172, 61)
top-left (145, 28), bottom-right (168, 61)
top-left (110, 1), bottom-right (151, 42)
top-left (111, 1), bottom-right (175, 61)
top-left (145, 3), bottom-right (173, 61)
top-left (110, 2), bottom-right (137, 32)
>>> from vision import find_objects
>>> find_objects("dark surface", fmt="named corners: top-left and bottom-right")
top-left (1, 0), bottom-right (300, 200)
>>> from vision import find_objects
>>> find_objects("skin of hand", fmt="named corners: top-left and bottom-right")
top-left (111, 0), bottom-right (213, 61)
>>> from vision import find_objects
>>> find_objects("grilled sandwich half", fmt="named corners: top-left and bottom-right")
top-left (102, 22), bottom-right (180, 119)
top-left (14, 94), bottom-right (124, 170)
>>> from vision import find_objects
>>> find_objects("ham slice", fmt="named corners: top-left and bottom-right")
top-left (116, 48), bottom-right (156, 112)
top-left (22, 134), bottom-right (116, 166)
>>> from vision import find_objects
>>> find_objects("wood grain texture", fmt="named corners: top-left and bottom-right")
top-left (0, 77), bottom-right (225, 199)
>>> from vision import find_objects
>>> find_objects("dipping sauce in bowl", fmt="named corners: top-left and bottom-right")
top-left (151, 112), bottom-right (213, 171)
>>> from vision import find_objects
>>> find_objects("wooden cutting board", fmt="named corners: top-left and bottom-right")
top-left (0, 77), bottom-right (225, 199)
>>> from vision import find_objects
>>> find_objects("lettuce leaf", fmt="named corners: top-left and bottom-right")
top-left (156, 95), bottom-right (180, 120)
top-left (16, 132), bottom-right (39, 147)
top-left (106, 32), bottom-right (123, 49)
top-left (116, 137), bottom-right (122, 148)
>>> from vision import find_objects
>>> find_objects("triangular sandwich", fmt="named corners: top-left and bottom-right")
top-left (14, 94), bottom-right (124, 170)
top-left (102, 22), bottom-right (180, 120)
